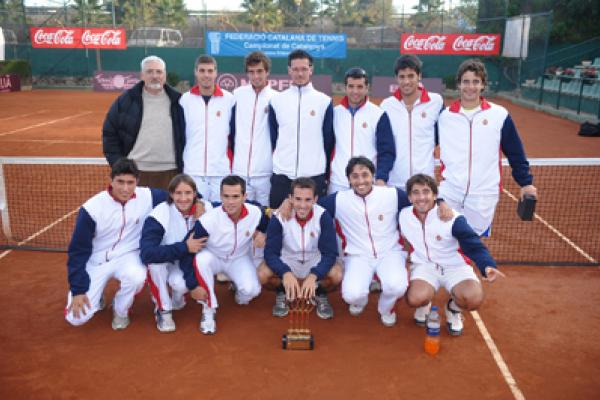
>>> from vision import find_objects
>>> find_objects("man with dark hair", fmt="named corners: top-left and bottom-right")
top-left (179, 175), bottom-right (269, 334)
top-left (268, 49), bottom-right (334, 208)
top-left (64, 158), bottom-right (168, 330)
top-left (329, 67), bottom-right (395, 193)
top-left (380, 54), bottom-right (444, 190)
top-left (258, 177), bottom-right (342, 320)
top-left (401, 173), bottom-right (504, 336)
top-left (231, 51), bottom-right (276, 206)
top-left (437, 58), bottom-right (537, 236)
top-left (102, 56), bottom-right (185, 190)
top-left (180, 54), bottom-right (235, 202)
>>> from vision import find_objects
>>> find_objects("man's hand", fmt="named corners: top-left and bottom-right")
top-left (300, 273), bottom-right (318, 300)
top-left (194, 200), bottom-right (207, 218)
top-left (483, 267), bottom-right (506, 283)
top-left (253, 231), bottom-right (266, 248)
top-left (520, 185), bottom-right (538, 201)
top-left (190, 286), bottom-right (208, 301)
top-left (375, 179), bottom-right (387, 186)
top-left (68, 294), bottom-right (91, 319)
top-left (277, 198), bottom-right (293, 221)
top-left (186, 236), bottom-right (208, 253)
top-left (282, 272), bottom-right (300, 301)
top-left (436, 200), bottom-right (454, 222)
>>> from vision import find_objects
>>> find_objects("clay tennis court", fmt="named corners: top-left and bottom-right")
top-left (1, 89), bottom-right (599, 399)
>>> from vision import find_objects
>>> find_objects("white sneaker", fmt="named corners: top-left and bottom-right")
top-left (171, 295), bottom-right (186, 311)
top-left (380, 311), bottom-right (397, 327)
top-left (349, 304), bottom-right (366, 316)
top-left (369, 279), bottom-right (382, 292)
top-left (445, 299), bottom-right (464, 336)
top-left (155, 310), bottom-right (176, 333)
top-left (111, 312), bottom-right (130, 330)
top-left (234, 291), bottom-right (249, 305)
top-left (200, 307), bottom-right (217, 335)
top-left (414, 302), bottom-right (432, 326)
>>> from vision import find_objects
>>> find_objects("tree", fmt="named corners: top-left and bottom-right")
top-left (118, 0), bottom-right (188, 31)
top-left (152, 0), bottom-right (187, 28)
top-left (322, 0), bottom-right (394, 28)
top-left (279, 0), bottom-right (317, 28)
top-left (240, 0), bottom-right (283, 31)
top-left (71, 0), bottom-right (111, 26)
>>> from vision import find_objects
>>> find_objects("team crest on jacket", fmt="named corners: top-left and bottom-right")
top-left (362, 122), bottom-right (368, 128)
top-left (216, 111), bottom-right (222, 117)
top-left (264, 106), bottom-right (268, 113)
top-left (378, 214), bottom-right (384, 221)
top-left (135, 218), bottom-right (140, 225)
top-left (310, 110), bottom-right (316, 116)
top-left (421, 112), bottom-right (427, 118)
top-left (245, 231), bottom-right (250, 237)
top-left (482, 119), bottom-right (488, 125)
top-left (310, 231), bottom-right (316, 238)
top-left (436, 235), bottom-right (442, 241)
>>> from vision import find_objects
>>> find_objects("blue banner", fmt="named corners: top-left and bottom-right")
top-left (206, 31), bottom-right (346, 59)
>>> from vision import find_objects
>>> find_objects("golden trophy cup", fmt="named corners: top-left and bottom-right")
top-left (282, 298), bottom-right (315, 350)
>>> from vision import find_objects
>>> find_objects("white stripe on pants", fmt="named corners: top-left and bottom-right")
top-left (341, 251), bottom-right (408, 315)
top-left (147, 262), bottom-right (188, 311)
top-left (190, 175), bottom-right (225, 203)
top-left (65, 251), bottom-right (146, 325)
top-left (194, 250), bottom-right (261, 309)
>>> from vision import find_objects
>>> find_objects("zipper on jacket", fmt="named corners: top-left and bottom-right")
top-left (204, 103), bottom-right (209, 177)
top-left (295, 87), bottom-right (302, 177)
top-left (461, 111), bottom-right (482, 207)
top-left (361, 197), bottom-right (378, 258)
top-left (246, 91), bottom-right (259, 178)
top-left (106, 204), bottom-right (126, 262)
top-left (408, 109), bottom-right (413, 177)
top-left (350, 114), bottom-right (355, 156)
top-left (229, 222), bottom-right (238, 258)
top-left (301, 225), bottom-right (306, 263)
top-left (419, 213), bottom-right (432, 262)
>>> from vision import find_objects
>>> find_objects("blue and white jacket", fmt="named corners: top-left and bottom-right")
top-left (330, 96), bottom-right (396, 187)
top-left (180, 203), bottom-right (269, 290)
top-left (318, 186), bottom-right (411, 258)
top-left (139, 199), bottom-right (213, 265)
top-left (399, 205), bottom-right (497, 276)
top-left (230, 84), bottom-right (277, 178)
top-left (67, 187), bottom-right (167, 295)
top-left (380, 87), bottom-right (444, 190)
top-left (180, 84), bottom-right (235, 177)
top-left (438, 98), bottom-right (533, 197)
top-left (264, 204), bottom-right (338, 280)
top-left (269, 83), bottom-right (334, 178)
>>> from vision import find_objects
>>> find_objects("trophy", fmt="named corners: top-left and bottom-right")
top-left (282, 298), bottom-right (315, 350)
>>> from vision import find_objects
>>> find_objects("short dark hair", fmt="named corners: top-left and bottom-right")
top-left (345, 156), bottom-right (375, 178)
top-left (394, 54), bottom-right (423, 76)
top-left (220, 175), bottom-right (246, 195)
top-left (344, 67), bottom-right (369, 85)
top-left (195, 54), bottom-right (217, 69)
top-left (110, 158), bottom-right (140, 179)
top-left (456, 58), bottom-right (487, 87)
top-left (406, 174), bottom-right (438, 196)
top-left (245, 51), bottom-right (271, 72)
top-left (167, 174), bottom-right (198, 204)
top-left (290, 177), bottom-right (317, 197)
top-left (288, 49), bottom-right (313, 67)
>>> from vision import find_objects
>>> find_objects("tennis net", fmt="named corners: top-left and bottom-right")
top-left (1, 157), bottom-right (599, 266)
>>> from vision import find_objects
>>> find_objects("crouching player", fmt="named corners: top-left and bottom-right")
top-left (258, 177), bottom-right (342, 320)
top-left (180, 175), bottom-right (269, 334)
top-left (140, 174), bottom-right (212, 333)
top-left (65, 158), bottom-right (167, 330)
top-left (401, 174), bottom-right (505, 336)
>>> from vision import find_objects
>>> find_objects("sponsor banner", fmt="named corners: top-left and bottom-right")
top-left (93, 71), bottom-right (139, 92)
top-left (370, 77), bottom-right (444, 99)
top-left (0, 74), bottom-right (21, 93)
top-left (400, 33), bottom-right (501, 55)
top-left (207, 31), bottom-right (346, 59)
top-left (30, 27), bottom-right (127, 49)
top-left (216, 73), bottom-right (332, 95)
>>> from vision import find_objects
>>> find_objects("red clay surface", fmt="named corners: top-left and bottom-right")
top-left (1, 89), bottom-right (600, 399)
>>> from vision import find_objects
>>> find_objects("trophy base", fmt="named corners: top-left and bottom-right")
top-left (282, 333), bottom-right (314, 350)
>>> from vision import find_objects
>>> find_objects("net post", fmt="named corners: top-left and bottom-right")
top-left (0, 161), bottom-right (14, 243)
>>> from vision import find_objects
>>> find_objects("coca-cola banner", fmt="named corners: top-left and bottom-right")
top-left (30, 27), bottom-right (127, 49)
top-left (400, 33), bottom-right (501, 56)
top-left (0, 74), bottom-right (21, 93)
top-left (93, 71), bottom-right (139, 92)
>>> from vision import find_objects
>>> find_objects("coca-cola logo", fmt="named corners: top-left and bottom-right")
top-left (403, 35), bottom-right (447, 51)
top-left (81, 30), bottom-right (123, 46)
top-left (452, 35), bottom-right (497, 52)
top-left (33, 29), bottom-right (75, 45)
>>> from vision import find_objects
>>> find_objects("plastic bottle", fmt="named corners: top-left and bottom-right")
top-left (424, 306), bottom-right (441, 355)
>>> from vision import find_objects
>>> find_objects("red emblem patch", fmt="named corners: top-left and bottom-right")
top-left (216, 111), bottom-right (221, 117)
top-left (264, 106), bottom-right (269, 113)
top-left (362, 122), bottom-right (368, 128)
top-left (482, 119), bottom-right (488, 125)
top-left (245, 231), bottom-right (250, 237)
top-left (436, 235), bottom-right (442, 241)
top-left (310, 110), bottom-right (316, 116)
top-left (310, 232), bottom-right (316, 238)
top-left (378, 214), bottom-right (384, 221)
top-left (421, 112), bottom-right (427, 118)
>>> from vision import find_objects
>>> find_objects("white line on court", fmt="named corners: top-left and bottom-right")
top-left (0, 111), bottom-right (93, 138)
top-left (472, 311), bottom-right (526, 400)
top-left (502, 189), bottom-right (597, 263)
top-left (0, 207), bottom-right (79, 261)
top-left (0, 139), bottom-right (101, 145)
top-left (0, 110), bottom-right (48, 121)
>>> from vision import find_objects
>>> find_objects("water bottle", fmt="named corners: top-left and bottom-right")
top-left (424, 306), bottom-right (441, 355)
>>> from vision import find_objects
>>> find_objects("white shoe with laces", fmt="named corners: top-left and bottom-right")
top-left (445, 299), bottom-right (464, 336)
top-left (349, 304), bottom-right (366, 316)
top-left (200, 307), bottom-right (216, 335)
top-left (380, 311), bottom-right (397, 327)
top-left (414, 302), bottom-right (432, 326)
top-left (155, 310), bottom-right (176, 333)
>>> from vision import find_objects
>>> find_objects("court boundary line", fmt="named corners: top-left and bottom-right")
top-left (502, 189), bottom-right (597, 263)
top-left (472, 310), bottom-right (526, 400)
top-left (0, 110), bottom-right (48, 121)
top-left (0, 112), bottom-right (93, 138)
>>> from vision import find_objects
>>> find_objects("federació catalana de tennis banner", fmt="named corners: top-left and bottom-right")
top-left (206, 31), bottom-right (346, 59)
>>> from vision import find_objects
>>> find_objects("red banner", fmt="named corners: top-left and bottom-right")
top-left (30, 27), bottom-right (127, 49)
top-left (400, 33), bottom-right (501, 55)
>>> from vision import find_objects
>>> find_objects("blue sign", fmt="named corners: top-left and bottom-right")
top-left (206, 31), bottom-right (346, 59)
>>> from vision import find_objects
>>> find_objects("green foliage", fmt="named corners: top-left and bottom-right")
top-left (114, 0), bottom-right (188, 30)
top-left (322, 0), bottom-right (394, 28)
top-left (239, 0), bottom-right (284, 31)
top-left (279, 0), bottom-right (318, 28)
top-left (167, 71), bottom-right (180, 86)
top-left (0, 59), bottom-right (32, 84)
